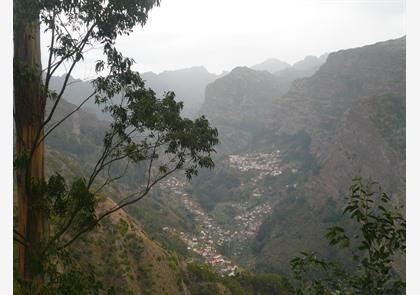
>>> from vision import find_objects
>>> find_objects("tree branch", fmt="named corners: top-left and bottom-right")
top-left (58, 163), bottom-right (180, 250)
top-left (34, 91), bottom-right (96, 150)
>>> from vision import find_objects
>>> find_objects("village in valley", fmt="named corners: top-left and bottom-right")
top-left (157, 150), bottom-right (298, 275)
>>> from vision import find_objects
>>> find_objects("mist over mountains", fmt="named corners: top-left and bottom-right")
top-left (48, 52), bottom-right (328, 120)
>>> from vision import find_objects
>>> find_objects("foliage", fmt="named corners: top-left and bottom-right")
top-left (232, 272), bottom-right (293, 295)
top-left (186, 263), bottom-right (219, 283)
top-left (186, 263), bottom-right (292, 295)
top-left (290, 177), bottom-right (406, 295)
top-left (15, 250), bottom-right (111, 295)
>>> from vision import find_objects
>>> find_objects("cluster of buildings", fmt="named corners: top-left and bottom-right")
top-left (228, 150), bottom-right (283, 177)
top-left (158, 176), bottom-right (186, 193)
top-left (156, 154), bottom-right (284, 275)
top-left (159, 177), bottom-right (240, 275)
top-left (231, 201), bottom-right (273, 242)
top-left (177, 229), bottom-right (239, 276)
top-left (160, 179), bottom-right (275, 275)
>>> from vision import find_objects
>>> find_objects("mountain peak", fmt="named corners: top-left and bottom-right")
top-left (251, 58), bottom-right (291, 73)
top-left (292, 55), bottom-right (325, 70)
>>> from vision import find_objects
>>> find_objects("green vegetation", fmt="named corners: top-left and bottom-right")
top-left (368, 94), bottom-right (405, 155)
top-left (185, 263), bottom-right (293, 295)
top-left (290, 177), bottom-right (405, 294)
top-left (191, 163), bottom-right (242, 211)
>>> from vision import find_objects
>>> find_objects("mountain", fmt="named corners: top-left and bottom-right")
top-left (274, 53), bottom-right (328, 84)
top-left (48, 75), bottom-right (103, 118)
top-left (271, 37), bottom-right (405, 187)
top-left (196, 37), bottom-right (405, 274)
top-left (141, 66), bottom-right (218, 117)
top-left (252, 37), bottom-right (405, 273)
top-left (250, 54), bottom-right (328, 79)
top-left (291, 54), bottom-right (328, 71)
top-left (251, 58), bottom-right (290, 73)
top-left (49, 66), bottom-right (218, 119)
top-left (199, 66), bottom-right (291, 154)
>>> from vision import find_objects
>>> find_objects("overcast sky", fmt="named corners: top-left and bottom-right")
top-left (42, 0), bottom-right (405, 79)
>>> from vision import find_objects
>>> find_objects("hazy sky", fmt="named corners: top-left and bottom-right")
top-left (42, 0), bottom-right (405, 79)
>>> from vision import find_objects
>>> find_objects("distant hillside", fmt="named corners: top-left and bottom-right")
top-left (48, 75), bottom-right (102, 118)
top-left (200, 66), bottom-right (290, 154)
top-left (274, 53), bottom-right (328, 84)
top-left (141, 66), bottom-right (218, 117)
top-left (49, 66), bottom-right (218, 119)
top-left (251, 58), bottom-right (290, 73)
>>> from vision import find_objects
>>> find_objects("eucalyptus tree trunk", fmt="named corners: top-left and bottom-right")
top-left (14, 4), bottom-right (47, 288)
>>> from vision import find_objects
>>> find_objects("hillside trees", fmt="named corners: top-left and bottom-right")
top-left (290, 177), bottom-right (406, 295)
top-left (13, 0), bottom-right (218, 292)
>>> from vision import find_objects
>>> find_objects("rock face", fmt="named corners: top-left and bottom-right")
top-left (199, 37), bottom-right (405, 273)
top-left (271, 36), bottom-right (405, 194)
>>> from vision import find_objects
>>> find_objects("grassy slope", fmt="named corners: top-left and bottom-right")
top-left (71, 198), bottom-right (188, 295)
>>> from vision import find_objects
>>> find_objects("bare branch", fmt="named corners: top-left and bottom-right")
top-left (37, 23), bottom-right (97, 148)
top-left (34, 91), bottom-right (96, 150)
top-left (87, 128), bottom-right (138, 188)
top-left (92, 158), bottom-right (130, 195)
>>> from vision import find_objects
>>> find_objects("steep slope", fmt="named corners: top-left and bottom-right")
top-left (271, 37), bottom-right (405, 193)
top-left (253, 36), bottom-right (405, 273)
top-left (71, 198), bottom-right (188, 295)
top-left (200, 67), bottom-right (290, 154)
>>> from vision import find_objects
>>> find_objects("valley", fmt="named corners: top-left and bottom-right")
top-left (156, 148), bottom-right (306, 274)
top-left (39, 36), bottom-right (405, 292)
